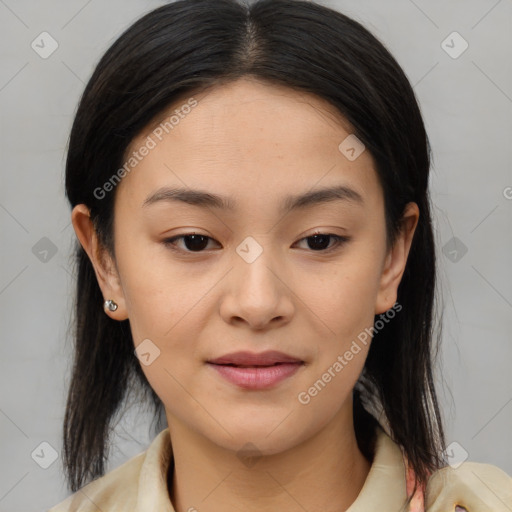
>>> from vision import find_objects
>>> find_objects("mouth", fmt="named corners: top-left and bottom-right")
top-left (207, 350), bottom-right (304, 367)
top-left (206, 351), bottom-right (304, 389)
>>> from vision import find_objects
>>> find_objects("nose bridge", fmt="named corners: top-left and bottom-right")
top-left (222, 234), bottom-right (293, 328)
top-left (235, 234), bottom-right (280, 301)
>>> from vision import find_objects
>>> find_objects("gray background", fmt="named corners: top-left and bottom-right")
top-left (0, 0), bottom-right (511, 510)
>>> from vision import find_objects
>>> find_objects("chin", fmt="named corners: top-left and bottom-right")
top-left (217, 429), bottom-right (299, 458)
top-left (202, 405), bottom-right (321, 455)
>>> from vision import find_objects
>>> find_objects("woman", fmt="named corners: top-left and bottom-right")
top-left (49, 0), bottom-right (511, 510)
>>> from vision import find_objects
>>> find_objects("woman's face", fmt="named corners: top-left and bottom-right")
top-left (75, 77), bottom-right (417, 455)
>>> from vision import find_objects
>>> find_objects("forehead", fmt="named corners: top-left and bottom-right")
top-left (117, 77), bottom-right (381, 212)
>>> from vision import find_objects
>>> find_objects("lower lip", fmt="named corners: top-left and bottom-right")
top-left (207, 362), bottom-right (303, 389)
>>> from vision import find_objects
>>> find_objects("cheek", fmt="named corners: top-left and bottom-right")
top-left (295, 255), bottom-right (383, 340)
top-left (297, 247), bottom-right (382, 397)
top-left (113, 236), bottom-right (191, 337)
top-left (293, 340), bottom-right (370, 442)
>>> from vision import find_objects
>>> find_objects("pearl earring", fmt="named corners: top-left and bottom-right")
top-left (104, 299), bottom-right (118, 312)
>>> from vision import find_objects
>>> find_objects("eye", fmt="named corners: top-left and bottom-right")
top-left (163, 232), bottom-right (350, 254)
top-left (294, 232), bottom-right (350, 252)
top-left (163, 233), bottom-right (220, 253)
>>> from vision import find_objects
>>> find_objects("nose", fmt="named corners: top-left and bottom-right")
top-left (219, 242), bottom-right (295, 331)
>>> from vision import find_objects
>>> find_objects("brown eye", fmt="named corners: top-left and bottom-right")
top-left (306, 234), bottom-right (332, 251)
top-left (163, 232), bottom-right (350, 255)
top-left (295, 233), bottom-right (350, 252)
top-left (163, 234), bottom-right (218, 252)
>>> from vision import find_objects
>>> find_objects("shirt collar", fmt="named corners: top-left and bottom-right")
top-left (347, 425), bottom-right (408, 511)
top-left (136, 427), bottom-right (175, 511)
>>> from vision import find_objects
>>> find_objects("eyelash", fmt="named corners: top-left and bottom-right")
top-left (162, 232), bottom-right (351, 255)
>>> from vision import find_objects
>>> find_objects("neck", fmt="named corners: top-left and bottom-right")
top-left (166, 406), bottom-right (371, 512)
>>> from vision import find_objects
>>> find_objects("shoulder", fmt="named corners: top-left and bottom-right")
top-left (425, 461), bottom-right (512, 511)
top-left (47, 450), bottom-right (146, 511)
top-left (48, 428), bottom-right (173, 512)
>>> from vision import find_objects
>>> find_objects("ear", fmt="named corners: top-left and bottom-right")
top-left (71, 204), bottom-right (128, 321)
top-left (375, 202), bottom-right (419, 315)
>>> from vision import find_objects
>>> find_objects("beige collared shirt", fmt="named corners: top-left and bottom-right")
top-left (48, 427), bottom-right (512, 511)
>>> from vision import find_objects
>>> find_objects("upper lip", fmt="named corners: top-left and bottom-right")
top-left (207, 350), bottom-right (303, 366)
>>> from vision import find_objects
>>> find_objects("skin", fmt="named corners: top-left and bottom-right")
top-left (72, 77), bottom-right (419, 512)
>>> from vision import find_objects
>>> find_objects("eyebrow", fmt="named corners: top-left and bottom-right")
top-left (142, 184), bottom-right (364, 214)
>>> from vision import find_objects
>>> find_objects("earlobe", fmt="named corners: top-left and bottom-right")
top-left (71, 204), bottom-right (128, 321)
top-left (375, 202), bottom-right (419, 315)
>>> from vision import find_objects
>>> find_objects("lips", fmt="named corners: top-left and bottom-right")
top-left (207, 350), bottom-right (303, 367)
top-left (207, 351), bottom-right (304, 390)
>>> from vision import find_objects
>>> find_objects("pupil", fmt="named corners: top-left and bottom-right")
top-left (184, 234), bottom-right (208, 251)
top-left (308, 234), bottom-right (330, 250)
